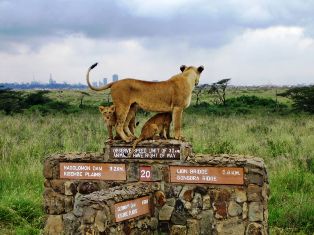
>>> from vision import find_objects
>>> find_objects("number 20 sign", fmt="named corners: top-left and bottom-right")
top-left (139, 166), bottom-right (152, 181)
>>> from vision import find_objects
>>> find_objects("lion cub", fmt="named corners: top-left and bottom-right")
top-left (99, 105), bottom-right (137, 140)
top-left (128, 112), bottom-right (172, 157)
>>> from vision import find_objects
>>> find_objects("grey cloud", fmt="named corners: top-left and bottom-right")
top-left (1, 0), bottom-right (314, 52)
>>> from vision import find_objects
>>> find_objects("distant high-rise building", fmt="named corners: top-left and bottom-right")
top-left (49, 73), bottom-right (56, 84)
top-left (92, 82), bottom-right (98, 87)
top-left (112, 74), bottom-right (118, 82)
top-left (103, 78), bottom-right (108, 85)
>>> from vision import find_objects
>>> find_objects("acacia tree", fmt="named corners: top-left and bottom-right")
top-left (208, 78), bottom-right (231, 106)
top-left (79, 91), bottom-right (90, 108)
top-left (279, 85), bottom-right (314, 113)
top-left (193, 84), bottom-right (210, 105)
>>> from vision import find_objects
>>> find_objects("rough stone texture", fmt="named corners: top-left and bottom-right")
top-left (44, 215), bottom-right (64, 235)
top-left (246, 222), bottom-right (266, 235)
top-left (235, 188), bottom-right (247, 203)
top-left (249, 202), bottom-right (264, 222)
top-left (159, 204), bottom-right (175, 221)
top-left (200, 210), bottom-right (214, 235)
top-left (202, 194), bottom-right (211, 210)
top-left (187, 219), bottom-right (200, 235)
top-left (228, 201), bottom-right (242, 217)
top-left (216, 217), bottom-right (245, 235)
top-left (43, 142), bottom-right (269, 234)
top-left (171, 225), bottom-right (187, 235)
top-left (248, 184), bottom-right (262, 202)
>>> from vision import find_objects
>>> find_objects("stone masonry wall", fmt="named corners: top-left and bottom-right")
top-left (43, 140), bottom-right (269, 235)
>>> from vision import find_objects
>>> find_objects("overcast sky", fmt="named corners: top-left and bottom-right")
top-left (1, 0), bottom-right (314, 85)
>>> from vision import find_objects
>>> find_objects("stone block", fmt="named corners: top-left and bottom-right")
top-left (247, 184), bottom-right (262, 202)
top-left (228, 201), bottom-right (242, 217)
top-left (64, 181), bottom-right (77, 196)
top-left (249, 202), bottom-right (263, 222)
top-left (171, 225), bottom-right (187, 235)
top-left (246, 222), bottom-right (266, 235)
top-left (200, 210), bottom-right (214, 235)
top-left (216, 217), bottom-right (245, 235)
top-left (127, 162), bottom-right (139, 182)
top-left (247, 174), bottom-right (264, 186)
top-left (44, 188), bottom-right (73, 214)
top-left (213, 201), bottom-right (228, 219)
top-left (50, 179), bottom-right (66, 194)
top-left (179, 186), bottom-right (194, 202)
top-left (234, 188), bottom-right (247, 203)
top-left (159, 204), bottom-right (174, 221)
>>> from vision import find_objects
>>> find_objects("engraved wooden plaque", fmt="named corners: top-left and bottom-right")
top-left (114, 196), bottom-right (150, 222)
top-left (60, 162), bottom-right (126, 181)
top-left (110, 146), bottom-right (180, 160)
top-left (169, 166), bottom-right (244, 185)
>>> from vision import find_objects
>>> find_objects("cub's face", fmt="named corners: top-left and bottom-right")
top-left (99, 105), bottom-right (116, 124)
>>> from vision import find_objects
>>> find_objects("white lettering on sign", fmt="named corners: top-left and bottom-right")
top-left (64, 165), bottom-right (91, 171)
top-left (114, 196), bottom-right (150, 222)
top-left (139, 166), bottom-right (152, 181)
top-left (63, 171), bottom-right (83, 177)
top-left (170, 166), bottom-right (244, 185)
top-left (111, 146), bottom-right (180, 159)
top-left (222, 169), bottom-right (241, 176)
top-left (60, 163), bottom-right (126, 181)
top-left (140, 169), bottom-right (151, 179)
top-left (109, 166), bottom-right (124, 172)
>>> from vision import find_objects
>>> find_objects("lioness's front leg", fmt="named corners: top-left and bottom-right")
top-left (115, 105), bottom-right (132, 143)
top-left (173, 107), bottom-right (183, 140)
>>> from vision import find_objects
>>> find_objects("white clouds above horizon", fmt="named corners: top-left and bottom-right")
top-left (0, 0), bottom-right (314, 85)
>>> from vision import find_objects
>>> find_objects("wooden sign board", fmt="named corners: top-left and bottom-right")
top-left (114, 196), bottom-right (150, 222)
top-left (60, 162), bottom-right (126, 181)
top-left (139, 166), bottom-right (152, 182)
top-left (169, 166), bottom-right (244, 185)
top-left (110, 146), bottom-right (180, 160)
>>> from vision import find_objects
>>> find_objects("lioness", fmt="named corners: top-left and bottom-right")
top-left (87, 63), bottom-right (204, 142)
top-left (127, 112), bottom-right (172, 158)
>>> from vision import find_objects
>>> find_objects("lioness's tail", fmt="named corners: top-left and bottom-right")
top-left (127, 136), bottom-right (143, 158)
top-left (86, 63), bottom-right (115, 91)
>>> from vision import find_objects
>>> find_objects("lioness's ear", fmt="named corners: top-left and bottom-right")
top-left (110, 105), bottom-right (115, 112)
top-left (99, 106), bottom-right (105, 112)
top-left (197, 66), bottom-right (204, 73)
top-left (180, 65), bottom-right (186, 72)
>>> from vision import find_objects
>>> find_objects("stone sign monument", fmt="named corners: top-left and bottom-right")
top-left (44, 140), bottom-right (269, 234)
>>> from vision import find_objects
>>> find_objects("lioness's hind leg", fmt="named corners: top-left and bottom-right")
top-left (125, 104), bottom-right (137, 137)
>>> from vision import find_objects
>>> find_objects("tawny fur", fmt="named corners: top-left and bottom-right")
top-left (128, 112), bottom-right (172, 158)
top-left (99, 105), bottom-right (136, 140)
top-left (87, 63), bottom-right (204, 142)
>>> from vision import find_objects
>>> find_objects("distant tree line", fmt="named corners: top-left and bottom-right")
top-left (0, 82), bottom-right (87, 90)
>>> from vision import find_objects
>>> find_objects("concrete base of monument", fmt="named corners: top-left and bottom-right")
top-left (43, 141), bottom-right (269, 235)
top-left (103, 139), bottom-right (193, 162)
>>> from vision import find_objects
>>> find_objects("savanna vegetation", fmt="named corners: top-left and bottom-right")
top-left (0, 85), bottom-right (313, 234)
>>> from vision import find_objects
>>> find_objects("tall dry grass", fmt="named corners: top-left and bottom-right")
top-left (0, 111), bottom-right (313, 233)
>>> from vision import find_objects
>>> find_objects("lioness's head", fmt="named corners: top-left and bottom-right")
top-left (180, 65), bottom-right (204, 86)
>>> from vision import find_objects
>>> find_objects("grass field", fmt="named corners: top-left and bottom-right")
top-left (0, 88), bottom-right (313, 234)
